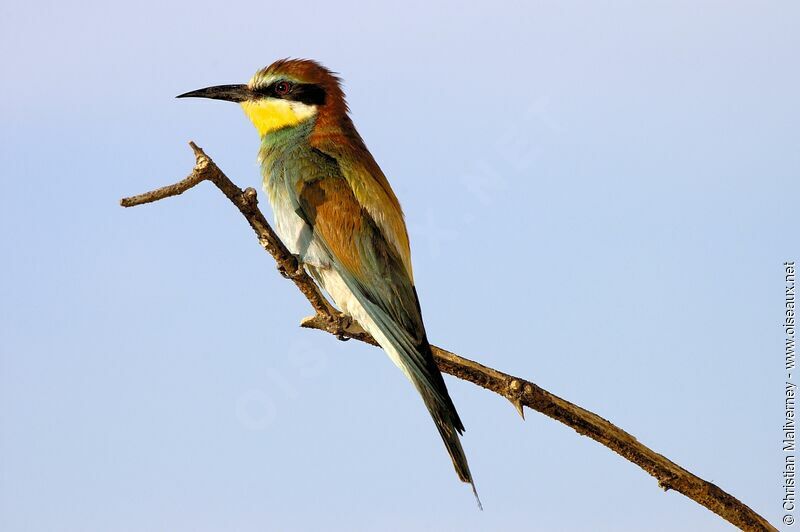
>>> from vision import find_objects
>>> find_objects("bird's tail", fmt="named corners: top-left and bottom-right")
top-left (392, 338), bottom-right (482, 509)
top-left (415, 364), bottom-right (482, 509)
top-left (324, 269), bottom-right (481, 506)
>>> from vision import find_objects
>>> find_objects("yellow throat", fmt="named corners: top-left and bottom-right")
top-left (240, 99), bottom-right (317, 136)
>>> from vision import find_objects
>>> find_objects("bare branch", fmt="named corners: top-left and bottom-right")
top-left (121, 143), bottom-right (776, 532)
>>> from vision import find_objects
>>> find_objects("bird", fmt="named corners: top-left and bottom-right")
top-left (177, 59), bottom-right (479, 505)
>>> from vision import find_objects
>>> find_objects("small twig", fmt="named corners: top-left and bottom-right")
top-left (121, 142), bottom-right (776, 532)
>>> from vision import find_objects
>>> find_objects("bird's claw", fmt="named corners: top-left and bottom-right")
top-left (277, 254), bottom-right (302, 279)
top-left (334, 313), bottom-right (353, 341)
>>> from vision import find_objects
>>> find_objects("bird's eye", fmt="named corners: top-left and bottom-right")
top-left (275, 81), bottom-right (292, 96)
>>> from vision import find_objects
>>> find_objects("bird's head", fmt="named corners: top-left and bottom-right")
top-left (177, 59), bottom-right (347, 137)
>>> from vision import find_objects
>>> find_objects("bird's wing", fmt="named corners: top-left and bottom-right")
top-left (309, 127), bottom-right (414, 281)
top-left (286, 148), bottom-right (462, 424)
top-left (285, 145), bottom-right (473, 486)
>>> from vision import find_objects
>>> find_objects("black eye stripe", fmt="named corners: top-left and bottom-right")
top-left (290, 84), bottom-right (326, 106)
top-left (257, 82), bottom-right (326, 106)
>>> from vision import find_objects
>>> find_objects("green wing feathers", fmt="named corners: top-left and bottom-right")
top-left (291, 159), bottom-right (476, 491)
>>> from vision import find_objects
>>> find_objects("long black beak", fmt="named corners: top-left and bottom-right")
top-left (176, 84), bottom-right (253, 103)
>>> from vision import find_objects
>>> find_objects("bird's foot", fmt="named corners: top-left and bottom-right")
top-left (300, 312), bottom-right (367, 342)
top-left (332, 312), bottom-right (353, 341)
top-left (277, 254), bottom-right (304, 279)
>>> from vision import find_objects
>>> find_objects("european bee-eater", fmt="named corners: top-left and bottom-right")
top-left (178, 59), bottom-right (478, 503)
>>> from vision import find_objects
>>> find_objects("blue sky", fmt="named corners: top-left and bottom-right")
top-left (0, 1), bottom-right (797, 530)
